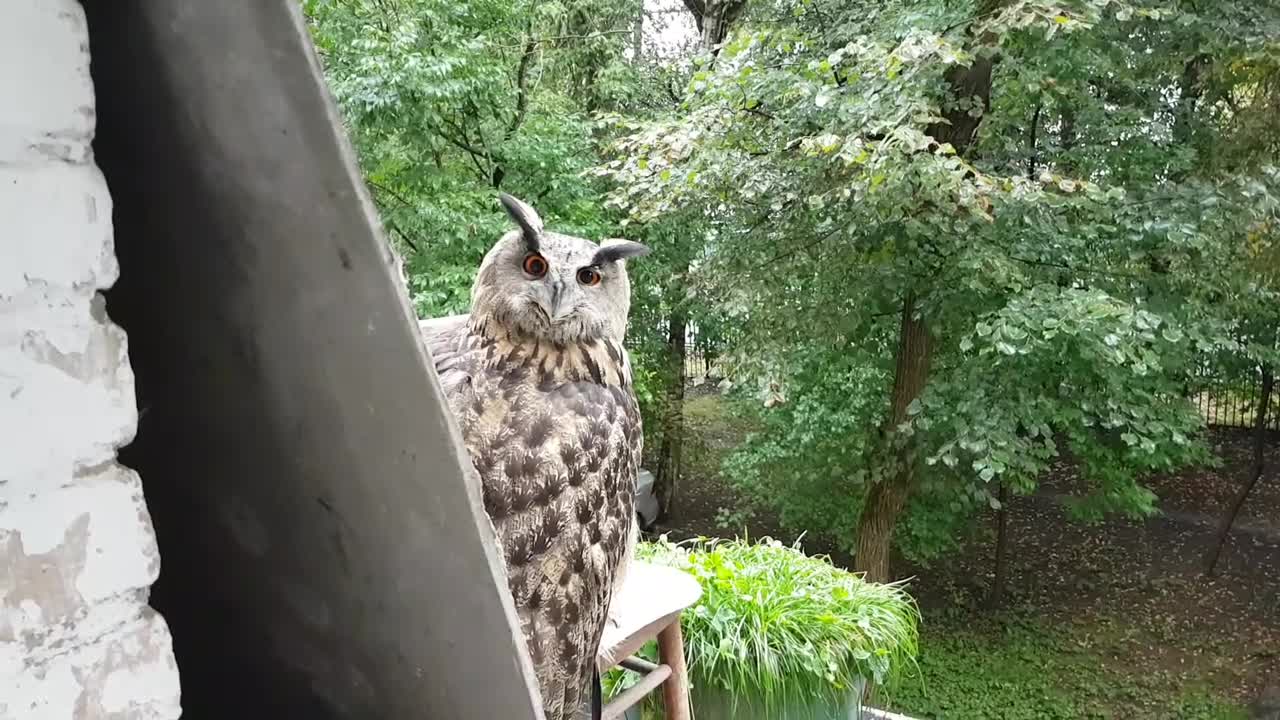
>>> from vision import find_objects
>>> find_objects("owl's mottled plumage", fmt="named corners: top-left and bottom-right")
top-left (420, 194), bottom-right (647, 720)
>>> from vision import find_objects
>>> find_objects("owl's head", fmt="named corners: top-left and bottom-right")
top-left (469, 194), bottom-right (649, 345)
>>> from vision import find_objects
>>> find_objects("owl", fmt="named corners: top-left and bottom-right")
top-left (419, 194), bottom-right (648, 720)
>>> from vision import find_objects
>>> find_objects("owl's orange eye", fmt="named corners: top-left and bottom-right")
top-left (523, 253), bottom-right (548, 277)
top-left (577, 267), bottom-right (602, 286)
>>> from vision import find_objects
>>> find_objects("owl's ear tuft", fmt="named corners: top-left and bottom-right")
top-left (499, 193), bottom-right (544, 251)
top-left (593, 239), bottom-right (650, 266)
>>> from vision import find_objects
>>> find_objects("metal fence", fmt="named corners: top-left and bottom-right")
top-left (684, 327), bottom-right (714, 380)
top-left (1193, 364), bottom-right (1279, 431)
top-left (627, 323), bottom-right (720, 381)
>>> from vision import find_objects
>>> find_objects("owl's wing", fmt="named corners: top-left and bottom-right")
top-left (497, 379), bottom-right (639, 720)
top-left (418, 313), bottom-right (475, 404)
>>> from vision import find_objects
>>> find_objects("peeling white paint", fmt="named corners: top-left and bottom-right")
top-left (0, 0), bottom-right (181, 717)
top-left (1, 612), bottom-right (181, 720)
top-left (1, 279), bottom-right (136, 495)
top-left (98, 614), bottom-right (183, 715)
top-left (15, 600), bottom-right (44, 629)
top-left (0, 0), bottom-right (95, 166)
top-left (0, 164), bottom-right (116, 299)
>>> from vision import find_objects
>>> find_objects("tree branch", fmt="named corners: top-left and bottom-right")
top-left (367, 179), bottom-right (415, 208)
top-left (437, 116), bottom-right (493, 181)
top-left (1027, 101), bottom-right (1043, 181)
top-left (752, 225), bottom-right (842, 272)
top-left (1006, 254), bottom-right (1145, 280)
top-left (385, 219), bottom-right (422, 253)
top-left (496, 29), bottom-right (635, 49)
top-left (507, 34), bottom-right (538, 138)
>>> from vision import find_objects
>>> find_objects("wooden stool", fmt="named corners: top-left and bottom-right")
top-left (597, 561), bottom-right (702, 720)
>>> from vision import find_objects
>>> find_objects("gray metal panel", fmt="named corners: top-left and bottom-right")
top-left (81, 1), bottom-right (542, 717)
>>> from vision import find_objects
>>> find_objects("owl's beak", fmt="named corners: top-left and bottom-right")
top-left (546, 280), bottom-right (572, 323)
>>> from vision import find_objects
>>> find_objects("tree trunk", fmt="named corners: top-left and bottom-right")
top-left (1058, 105), bottom-right (1077, 174)
top-left (653, 312), bottom-right (687, 524)
top-left (982, 98), bottom-right (1032, 608)
top-left (1172, 53), bottom-right (1210, 147)
top-left (851, 48), bottom-right (990, 584)
top-left (680, 0), bottom-right (747, 53)
top-left (631, 4), bottom-right (644, 61)
top-left (652, 3), bottom-right (746, 524)
top-left (1204, 363), bottom-right (1274, 576)
top-left (853, 294), bottom-right (932, 583)
top-left (853, 474), bottom-right (914, 584)
top-left (987, 481), bottom-right (1010, 609)
top-left (928, 58), bottom-right (994, 154)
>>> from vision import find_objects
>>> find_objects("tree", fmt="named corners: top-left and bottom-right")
top-left (600, 0), bottom-right (1279, 582)
top-left (1202, 174), bottom-right (1280, 575)
top-left (623, 0), bottom-right (750, 525)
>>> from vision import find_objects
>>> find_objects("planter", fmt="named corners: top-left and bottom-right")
top-left (688, 676), bottom-right (867, 720)
top-left (622, 538), bottom-right (917, 720)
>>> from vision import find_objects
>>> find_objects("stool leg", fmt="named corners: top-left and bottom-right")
top-left (657, 620), bottom-right (691, 720)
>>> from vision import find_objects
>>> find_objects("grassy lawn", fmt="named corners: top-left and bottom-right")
top-left (881, 614), bottom-right (1247, 720)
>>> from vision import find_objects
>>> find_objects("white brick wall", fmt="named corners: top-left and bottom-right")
top-left (0, 1), bottom-right (181, 717)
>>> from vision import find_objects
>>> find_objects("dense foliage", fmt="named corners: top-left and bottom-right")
top-left (595, 0), bottom-right (1280, 572)
top-left (305, 0), bottom-right (1280, 577)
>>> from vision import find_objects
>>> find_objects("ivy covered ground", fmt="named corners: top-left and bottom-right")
top-left (657, 392), bottom-right (1279, 720)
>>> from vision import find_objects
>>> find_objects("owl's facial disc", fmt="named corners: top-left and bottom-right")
top-left (473, 194), bottom-right (651, 344)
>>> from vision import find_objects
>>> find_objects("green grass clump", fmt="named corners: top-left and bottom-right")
top-left (636, 535), bottom-right (920, 712)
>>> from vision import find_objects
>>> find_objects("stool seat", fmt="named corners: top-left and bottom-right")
top-left (597, 561), bottom-right (701, 720)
